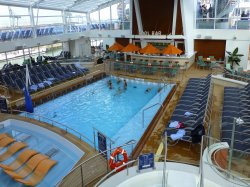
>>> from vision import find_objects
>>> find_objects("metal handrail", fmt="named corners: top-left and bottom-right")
top-left (94, 159), bottom-right (138, 187)
top-left (202, 160), bottom-right (250, 187)
top-left (56, 140), bottom-right (136, 186)
top-left (142, 103), bottom-right (163, 128)
top-left (11, 109), bottom-right (95, 146)
top-left (95, 152), bottom-right (250, 187)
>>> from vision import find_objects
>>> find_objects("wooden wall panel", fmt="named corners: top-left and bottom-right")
top-left (176, 0), bottom-right (183, 35)
top-left (194, 40), bottom-right (226, 60)
top-left (132, 0), bottom-right (175, 35)
top-left (115, 38), bottom-right (130, 47)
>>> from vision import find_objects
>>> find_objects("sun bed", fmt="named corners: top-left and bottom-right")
top-left (0, 137), bottom-right (15, 150)
top-left (0, 142), bottom-right (27, 161)
top-left (0, 149), bottom-right (38, 171)
top-left (15, 159), bottom-right (57, 186)
top-left (4, 154), bottom-right (49, 179)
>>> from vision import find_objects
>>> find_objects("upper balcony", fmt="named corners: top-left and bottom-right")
top-left (0, 20), bottom-right (131, 43)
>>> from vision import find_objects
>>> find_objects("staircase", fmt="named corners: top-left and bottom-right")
top-left (216, 0), bottom-right (237, 19)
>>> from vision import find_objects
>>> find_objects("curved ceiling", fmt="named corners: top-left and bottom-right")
top-left (0, 0), bottom-right (119, 13)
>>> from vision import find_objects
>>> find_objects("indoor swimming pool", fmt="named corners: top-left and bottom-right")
top-left (0, 119), bottom-right (83, 187)
top-left (30, 77), bottom-right (174, 150)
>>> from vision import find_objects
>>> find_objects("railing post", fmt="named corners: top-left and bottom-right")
top-left (199, 136), bottom-right (204, 187)
top-left (142, 111), bottom-right (146, 129)
top-left (126, 163), bottom-right (129, 176)
top-left (228, 118), bottom-right (236, 173)
top-left (93, 129), bottom-right (96, 150)
top-left (80, 164), bottom-right (84, 187)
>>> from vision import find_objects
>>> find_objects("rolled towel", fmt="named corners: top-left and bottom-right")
top-left (184, 111), bottom-right (193, 117)
top-left (169, 121), bottom-right (179, 128)
top-left (170, 129), bottom-right (186, 141)
top-left (236, 117), bottom-right (244, 124)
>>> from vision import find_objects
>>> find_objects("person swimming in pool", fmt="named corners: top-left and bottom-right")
top-left (117, 78), bottom-right (121, 84)
top-left (145, 87), bottom-right (152, 93)
top-left (53, 112), bottom-right (57, 118)
top-left (114, 87), bottom-right (123, 96)
top-left (123, 79), bottom-right (127, 90)
top-left (157, 87), bottom-right (162, 92)
top-left (108, 80), bottom-right (113, 89)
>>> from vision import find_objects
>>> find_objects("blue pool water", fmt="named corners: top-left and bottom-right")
top-left (0, 119), bottom-right (83, 187)
top-left (32, 77), bottom-right (174, 149)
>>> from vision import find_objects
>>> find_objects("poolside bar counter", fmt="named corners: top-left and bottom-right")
top-left (124, 52), bottom-right (196, 69)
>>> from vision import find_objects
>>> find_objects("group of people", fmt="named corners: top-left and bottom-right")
top-left (107, 78), bottom-right (127, 91)
top-left (108, 78), bottom-right (163, 95)
top-left (241, 11), bottom-right (250, 21)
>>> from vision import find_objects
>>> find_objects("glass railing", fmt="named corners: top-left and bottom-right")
top-left (56, 141), bottom-right (136, 187)
top-left (0, 20), bottom-right (130, 42)
top-left (196, 18), bottom-right (250, 30)
top-left (200, 136), bottom-right (250, 187)
top-left (88, 20), bottom-right (130, 30)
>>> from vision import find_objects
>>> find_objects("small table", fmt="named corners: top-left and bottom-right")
top-left (203, 58), bottom-right (216, 63)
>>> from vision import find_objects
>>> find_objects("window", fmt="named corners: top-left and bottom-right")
top-left (66, 12), bottom-right (87, 25)
top-left (90, 11), bottom-right (99, 23)
top-left (100, 7), bottom-right (110, 22)
top-left (33, 9), bottom-right (62, 25)
top-left (0, 5), bottom-right (30, 28)
top-left (196, 0), bottom-right (250, 30)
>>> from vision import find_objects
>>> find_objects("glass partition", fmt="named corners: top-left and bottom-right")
top-left (33, 9), bottom-right (63, 25)
top-left (0, 43), bottom-right (62, 68)
top-left (196, 0), bottom-right (250, 30)
top-left (0, 5), bottom-right (30, 28)
top-left (200, 136), bottom-right (250, 187)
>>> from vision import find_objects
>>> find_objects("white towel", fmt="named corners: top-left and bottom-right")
top-left (236, 117), bottom-right (244, 124)
top-left (184, 111), bottom-right (193, 117)
top-left (169, 121), bottom-right (179, 128)
top-left (170, 129), bottom-right (186, 141)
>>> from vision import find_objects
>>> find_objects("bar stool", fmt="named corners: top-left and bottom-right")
top-left (185, 61), bottom-right (189, 70)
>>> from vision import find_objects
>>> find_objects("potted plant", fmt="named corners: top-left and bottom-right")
top-left (226, 47), bottom-right (244, 70)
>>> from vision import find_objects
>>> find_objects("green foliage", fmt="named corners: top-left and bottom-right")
top-left (226, 47), bottom-right (244, 69)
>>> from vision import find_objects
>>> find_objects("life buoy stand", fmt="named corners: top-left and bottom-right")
top-left (109, 147), bottom-right (128, 172)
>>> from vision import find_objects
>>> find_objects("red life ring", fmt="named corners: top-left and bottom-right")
top-left (109, 147), bottom-right (128, 172)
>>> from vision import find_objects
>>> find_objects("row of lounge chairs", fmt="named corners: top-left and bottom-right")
top-left (165, 75), bottom-right (212, 143)
top-left (0, 132), bottom-right (57, 186)
top-left (0, 21), bottom-right (125, 42)
top-left (0, 61), bottom-right (89, 93)
top-left (221, 83), bottom-right (250, 153)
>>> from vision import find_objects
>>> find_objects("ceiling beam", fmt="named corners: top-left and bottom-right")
top-left (0, 1), bottom-right (87, 13)
top-left (31, 0), bottom-right (45, 7)
top-left (89, 0), bottom-right (121, 13)
top-left (66, 0), bottom-right (90, 10)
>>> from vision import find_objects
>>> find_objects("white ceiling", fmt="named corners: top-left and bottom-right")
top-left (0, 0), bottom-right (120, 13)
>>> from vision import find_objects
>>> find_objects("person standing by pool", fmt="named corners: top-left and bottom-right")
top-left (123, 79), bottom-right (127, 90)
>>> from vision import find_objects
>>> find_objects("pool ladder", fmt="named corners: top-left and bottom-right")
top-left (142, 103), bottom-right (163, 128)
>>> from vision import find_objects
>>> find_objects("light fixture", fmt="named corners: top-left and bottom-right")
top-left (196, 34), bottom-right (201, 38)
top-left (204, 36), bottom-right (212, 39)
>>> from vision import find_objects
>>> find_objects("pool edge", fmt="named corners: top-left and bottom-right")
top-left (131, 84), bottom-right (177, 159)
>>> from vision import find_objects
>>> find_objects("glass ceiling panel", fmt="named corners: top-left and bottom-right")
top-left (0, 0), bottom-right (119, 13)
